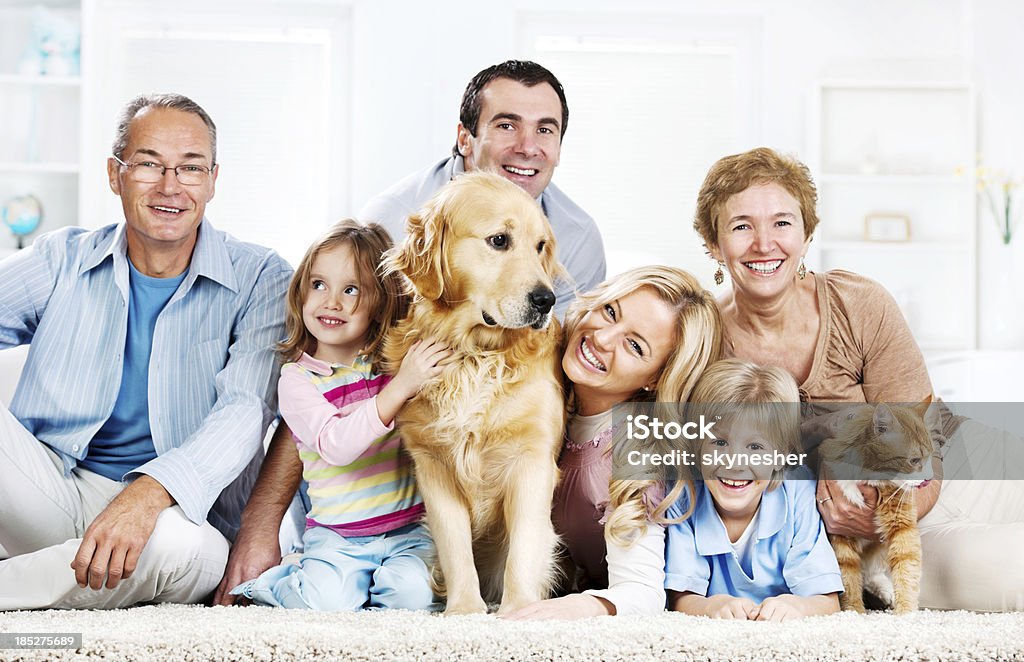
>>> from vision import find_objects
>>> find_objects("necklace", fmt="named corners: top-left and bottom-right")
top-left (562, 423), bottom-right (616, 452)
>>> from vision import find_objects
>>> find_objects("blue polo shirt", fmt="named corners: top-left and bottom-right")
top-left (664, 480), bottom-right (843, 601)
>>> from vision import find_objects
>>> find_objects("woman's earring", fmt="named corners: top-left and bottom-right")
top-left (797, 258), bottom-right (807, 280)
top-left (714, 262), bottom-right (725, 286)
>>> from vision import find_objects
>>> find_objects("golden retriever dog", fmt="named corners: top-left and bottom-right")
top-left (381, 171), bottom-right (565, 615)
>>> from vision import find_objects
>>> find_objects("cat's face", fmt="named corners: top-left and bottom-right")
top-left (823, 402), bottom-right (934, 487)
top-left (866, 403), bottom-right (933, 488)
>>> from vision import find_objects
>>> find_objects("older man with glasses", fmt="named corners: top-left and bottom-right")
top-left (0, 93), bottom-right (292, 609)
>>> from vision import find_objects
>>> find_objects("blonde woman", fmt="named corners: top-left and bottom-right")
top-left (506, 266), bottom-right (721, 619)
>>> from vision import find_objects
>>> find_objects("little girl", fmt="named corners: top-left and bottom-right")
top-left (232, 219), bottom-right (449, 611)
top-left (664, 359), bottom-right (842, 621)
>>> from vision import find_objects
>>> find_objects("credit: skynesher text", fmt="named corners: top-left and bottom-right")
top-left (627, 449), bottom-right (808, 469)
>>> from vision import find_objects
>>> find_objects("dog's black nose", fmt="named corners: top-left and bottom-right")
top-left (529, 286), bottom-right (556, 315)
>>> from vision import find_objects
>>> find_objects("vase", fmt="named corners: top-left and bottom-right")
top-left (978, 236), bottom-right (1024, 350)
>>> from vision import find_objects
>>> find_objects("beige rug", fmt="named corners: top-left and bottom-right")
top-left (0, 605), bottom-right (1021, 661)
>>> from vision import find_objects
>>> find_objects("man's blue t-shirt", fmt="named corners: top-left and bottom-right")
top-left (79, 260), bottom-right (186, 481)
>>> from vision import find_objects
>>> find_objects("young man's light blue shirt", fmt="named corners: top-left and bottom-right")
top-left (0, 220), bottom-right (292, 540)
top-left (664, 480), bottom-right (844, 602)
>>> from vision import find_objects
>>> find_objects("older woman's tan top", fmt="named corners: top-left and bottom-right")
top-left (722, 269), bottom-right (932, 402)
top-left (725, 269), bottom-right (961, 443)
top-left (799, 269), bottom-right (932, 404)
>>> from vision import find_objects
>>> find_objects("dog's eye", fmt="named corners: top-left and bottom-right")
top-left (536, 240), bottom-right (546, 254)
top-left (487, 234), bottom-right (510, 251)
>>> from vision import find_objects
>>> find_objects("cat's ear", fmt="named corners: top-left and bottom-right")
top-left (912, 395), bottom-right (933, 420)
top-left (915, 394), bottom-right (941, 431)
top-left (873, 404), bottom-right (895, 435)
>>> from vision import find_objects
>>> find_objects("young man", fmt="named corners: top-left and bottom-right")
top-left (360, 59), bottom-right (606, 320)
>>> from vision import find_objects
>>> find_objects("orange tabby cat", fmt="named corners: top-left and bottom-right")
top-left (818, 398), bottom-right (934, 614)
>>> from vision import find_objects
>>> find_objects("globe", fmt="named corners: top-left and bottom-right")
top-left (2, 195), bottom-right (43, 249)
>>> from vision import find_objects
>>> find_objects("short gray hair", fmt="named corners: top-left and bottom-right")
top-left (111, 93), bottom-right (217, 163)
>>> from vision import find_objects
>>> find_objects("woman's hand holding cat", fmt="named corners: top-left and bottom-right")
top-left (816, 476), bottom-right (882, 541)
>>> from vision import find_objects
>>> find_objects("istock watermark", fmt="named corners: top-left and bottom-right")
top-left (625, 414), bottom-right (718, 441)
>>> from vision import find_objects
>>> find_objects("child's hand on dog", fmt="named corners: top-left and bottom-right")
top-left (374, 338), bottom-right (452, 426)
top-left (394, 338), bottom-right (451, 395)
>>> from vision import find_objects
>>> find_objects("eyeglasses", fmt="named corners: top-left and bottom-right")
top-left (112, 154), bottom-right (215, 186)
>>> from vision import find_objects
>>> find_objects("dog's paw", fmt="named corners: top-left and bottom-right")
top-left (444, 597), bottom-right (488, 615)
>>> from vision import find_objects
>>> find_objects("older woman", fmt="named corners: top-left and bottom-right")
top-left (693, 147), bottom-right (1023, 612)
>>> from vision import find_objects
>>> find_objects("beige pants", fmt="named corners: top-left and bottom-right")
top-left (918, 419), bottom-right (1024, 611)
top-left (0, 403), bottom-right (228, 610)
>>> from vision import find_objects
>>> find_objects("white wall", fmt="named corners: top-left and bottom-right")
top-left (345, 0), bottom-right (1004, 210)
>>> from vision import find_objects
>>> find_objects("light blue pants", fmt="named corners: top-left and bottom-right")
top-left (232, 522), bottom-right (435, 611)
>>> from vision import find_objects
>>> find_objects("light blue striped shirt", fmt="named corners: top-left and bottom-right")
top-left (0, 220), bottom-right (292, 541)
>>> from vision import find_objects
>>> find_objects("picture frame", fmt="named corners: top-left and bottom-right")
top-left (864, 212), bottom-right (911, 242)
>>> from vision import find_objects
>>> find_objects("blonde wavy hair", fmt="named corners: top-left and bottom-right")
top-left (563, 266), bottom-right (723, 546)
top-left (686, 358), bottom-right (801, 492)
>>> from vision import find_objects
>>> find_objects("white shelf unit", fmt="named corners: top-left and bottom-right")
top-left (807, 80), bottom-right (977, 352)
top-left (0, 73), bottom-right (81, 86)
top-left (0, 0), bottom-right (84, 254)
top-left (0, 162), bottom-right (80, 174)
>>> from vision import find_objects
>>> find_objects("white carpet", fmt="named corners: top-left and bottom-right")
top-left (1, 606), bottom-right (1022, 661)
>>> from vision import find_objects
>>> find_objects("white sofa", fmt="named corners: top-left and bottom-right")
top-left (0, 345), bottom-right (29, 406)
top-left (925, 351), bottom-right (1024, 402)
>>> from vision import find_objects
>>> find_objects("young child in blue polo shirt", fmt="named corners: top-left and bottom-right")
top-left (664, 359), bottom-right (842, 621)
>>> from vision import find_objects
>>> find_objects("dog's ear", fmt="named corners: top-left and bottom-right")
top-left (392, 202), bottom-right (447, 301)
top-left (540, 229), bottom-right (569, 283)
